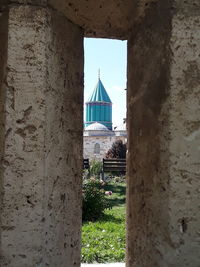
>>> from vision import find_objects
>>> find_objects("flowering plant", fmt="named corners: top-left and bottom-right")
top-left (105, 191), bottom-right (112, 196)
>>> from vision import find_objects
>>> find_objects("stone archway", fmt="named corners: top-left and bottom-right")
top-left (0, 1), bottom-right (199, 266)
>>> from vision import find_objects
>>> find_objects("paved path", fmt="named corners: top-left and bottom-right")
top-left (82, 263), bottom-right (125, 267)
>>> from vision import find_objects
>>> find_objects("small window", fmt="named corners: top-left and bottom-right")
top-left (94, 143), bottom-right (100, 154)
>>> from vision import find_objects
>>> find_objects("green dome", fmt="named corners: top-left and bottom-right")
top-left (87, 78), bottom-right (112, 103)
top-left (85, 77), bottom-right (112, 130)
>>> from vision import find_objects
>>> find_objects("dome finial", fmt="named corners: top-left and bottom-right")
top-left (98, 68), bottom-right (100, 80)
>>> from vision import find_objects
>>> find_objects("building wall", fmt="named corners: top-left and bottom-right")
top-left (83, 135), bottom-right (127, 161)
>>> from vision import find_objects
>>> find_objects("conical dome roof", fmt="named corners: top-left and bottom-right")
top-left (87, 78), bottom-right (112, 103)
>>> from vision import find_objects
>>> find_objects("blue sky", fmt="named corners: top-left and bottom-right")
top-left (84, 38), bottom-right (127, 127)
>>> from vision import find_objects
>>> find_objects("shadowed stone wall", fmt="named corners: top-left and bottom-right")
top-left (0, 3), bottom-right (83, 266)
top-left (0, 7), bottom-right (8, 265)
top-left (127, 1), bottom-right (200, 266)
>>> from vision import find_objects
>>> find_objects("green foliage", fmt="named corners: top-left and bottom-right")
top-left (82, 178), bottom-right (109, 221)
top-left (106, 140), bottom-right (126, 159)
top-left (81, 182), bottom-right (126, 263)
top-left (90, 160), bottom-right (103, 178)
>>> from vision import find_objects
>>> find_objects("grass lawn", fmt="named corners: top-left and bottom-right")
top-left (81, 182), bottom-right (126, 263)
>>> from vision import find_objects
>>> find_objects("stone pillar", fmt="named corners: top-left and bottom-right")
top-left (0, 3), bottom-right (83, 267)
top-left (127, 1), bottom-right (200, 266)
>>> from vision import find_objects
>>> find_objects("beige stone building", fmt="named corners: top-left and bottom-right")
top-left (0, 1), bottom-right (199, 267)
top-left (83, 122), bottom-right (127, 161)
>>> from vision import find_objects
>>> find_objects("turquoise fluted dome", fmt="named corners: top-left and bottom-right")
top-left (85, 77), bottom-right (112, 130)
top-left (88, 79), bottom-right (111, 103)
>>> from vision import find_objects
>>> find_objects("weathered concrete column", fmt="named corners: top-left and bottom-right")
top-left (127, 1), bottom-right (200, 266)
top-left (0, 3), bottom-right (83, 267)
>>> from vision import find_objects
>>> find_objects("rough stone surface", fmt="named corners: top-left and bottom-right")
top-left (49, 0), bottom-right (162, 39)
top-left (0, 4), bottom-right (83, 267)
top-left (3, 0), bottom-right (47, 5)
top-left (127, 1), bottom-right (200, 266)
top-left (44, 9), bottom-right (83, 267)
top-left (49, 0), bottom-right (136, 39)
top-left (0, 0), bottom-right (159, 39)
top-left (0, 7), bottom-right (8, 264)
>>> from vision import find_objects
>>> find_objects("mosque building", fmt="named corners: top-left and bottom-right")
top-left (83, 73), bottom-right (127, 161)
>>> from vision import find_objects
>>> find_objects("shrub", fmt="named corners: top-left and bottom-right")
top-left (90, 160), bottom-right (102, 178)
top-left (82, 178), bottom-right (109, 221)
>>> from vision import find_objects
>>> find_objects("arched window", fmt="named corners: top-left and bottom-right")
top-left (94, 143), bottom-right (100, 154)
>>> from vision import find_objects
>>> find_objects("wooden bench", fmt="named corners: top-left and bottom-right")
top-left (102, 158), bottom-right (126, 180)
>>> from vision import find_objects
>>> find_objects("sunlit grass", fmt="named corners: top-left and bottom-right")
top-left (81, 182), bottom-right (126, 263)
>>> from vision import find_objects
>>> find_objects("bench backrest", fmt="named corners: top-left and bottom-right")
top-left (103, 158), bottom-right (126, 172)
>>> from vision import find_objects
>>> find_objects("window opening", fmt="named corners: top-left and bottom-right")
top-left (94, 143), bottom-right (100, 154)
top-left (82, 37), bottom-right (127, 266)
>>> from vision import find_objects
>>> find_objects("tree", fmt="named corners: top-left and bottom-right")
top-left (105, 140), bottom-right (126, 159)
